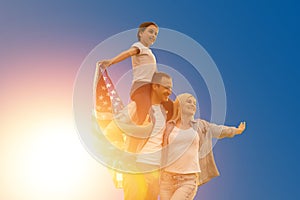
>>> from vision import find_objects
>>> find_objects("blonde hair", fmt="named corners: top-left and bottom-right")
top-left (171, 93), bottom-right (196, 122)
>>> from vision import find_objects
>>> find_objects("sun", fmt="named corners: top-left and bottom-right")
top-left (1, 114), bottom-right (124, 200)
top-left (18, 118), bottom-right (88, 195)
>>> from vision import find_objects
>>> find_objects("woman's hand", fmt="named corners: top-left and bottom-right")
top-left (235, 121), bottom-right (246, 134)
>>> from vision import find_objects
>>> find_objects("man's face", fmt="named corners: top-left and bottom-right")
top-left (154, 77), bottom-right (173, 103)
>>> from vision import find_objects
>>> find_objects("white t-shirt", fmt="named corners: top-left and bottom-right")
top-left (164, 126), bottom-right (201, 174)
top-left (136, 105), bottom-right (166, 165)
top-left (131, 42), bottom-right (157, 83)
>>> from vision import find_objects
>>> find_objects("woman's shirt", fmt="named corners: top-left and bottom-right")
top-left (164, 126), bottom-right (201, 174)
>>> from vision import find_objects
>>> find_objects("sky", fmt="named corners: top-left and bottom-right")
top-left (0, 0), bottom-right (299, 199)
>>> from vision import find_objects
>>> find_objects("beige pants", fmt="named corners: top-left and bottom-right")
top-left (160, 171), bottom-right (198, 200)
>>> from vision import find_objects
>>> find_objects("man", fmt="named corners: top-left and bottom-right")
top-left (122, 71), bottom-right (173, 200)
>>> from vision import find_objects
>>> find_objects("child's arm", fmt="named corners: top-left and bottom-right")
top-left (97, 47), bottom-right (139, 69)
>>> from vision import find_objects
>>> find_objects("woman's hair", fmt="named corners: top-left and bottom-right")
top-left (171, 93), bottom-right (195, 122)
top-left (137, 21), bottom-right (158, 41)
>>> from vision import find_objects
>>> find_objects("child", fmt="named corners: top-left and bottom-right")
top-left (97, 22), bottom-right (159, 125)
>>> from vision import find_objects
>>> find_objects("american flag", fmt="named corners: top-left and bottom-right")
top-left (95, 69), bottom-right (124, 125)
top-left (93, 67), bottom-right (127, 151)
top-left (93, 68), bottom-right (125, 189)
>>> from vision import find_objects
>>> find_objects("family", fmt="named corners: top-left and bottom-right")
top-left (96, 22), bottom-right (246, 200)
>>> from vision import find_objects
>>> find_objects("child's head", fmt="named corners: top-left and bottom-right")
top-left (137, 22), bottom-right (159, 45)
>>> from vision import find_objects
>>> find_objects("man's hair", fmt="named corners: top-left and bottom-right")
top-left (137, 21), bottom-right (158, 41)
top-left (151, 71), bottom-right (171, 85)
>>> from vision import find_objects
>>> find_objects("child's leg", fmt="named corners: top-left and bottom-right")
top-left (131, 84), bottom-right (151, 125)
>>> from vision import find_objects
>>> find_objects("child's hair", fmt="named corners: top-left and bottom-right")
top-left (137, 21), bottom-right (158, 41)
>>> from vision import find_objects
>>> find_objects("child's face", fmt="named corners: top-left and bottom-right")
top-left (139, 25), bottom-right (158, 47)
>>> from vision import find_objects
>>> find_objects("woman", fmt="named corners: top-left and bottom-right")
top-left (160, 93), bottom-right (246, 200)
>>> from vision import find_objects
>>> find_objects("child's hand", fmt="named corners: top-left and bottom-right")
top-left (97, 60), bottom-right (112, 69)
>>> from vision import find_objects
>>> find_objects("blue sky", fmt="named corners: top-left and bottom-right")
top-left (1, 0), bottom-right (299, 199)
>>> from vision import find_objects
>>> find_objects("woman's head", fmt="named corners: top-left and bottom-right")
top-left (137, 22), bottom-right (159, 47)
top-left (171, 93), bottom-right (197, 122)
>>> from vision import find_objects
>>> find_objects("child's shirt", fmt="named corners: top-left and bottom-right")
top-left (131, 42), bottom-right (157, 83)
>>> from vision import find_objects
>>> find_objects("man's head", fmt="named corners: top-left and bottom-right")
top-left (151, 72), bottom-right (173, 104)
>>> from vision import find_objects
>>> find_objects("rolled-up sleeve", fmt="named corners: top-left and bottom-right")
top-left (208, 122), bottom-right (236, 139)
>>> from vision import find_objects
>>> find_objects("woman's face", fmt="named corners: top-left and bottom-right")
top-left (181, 96), bottom-right (196, 116)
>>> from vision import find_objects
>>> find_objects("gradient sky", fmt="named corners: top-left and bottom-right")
top-left (1, 0), bottom-right (299, 200)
